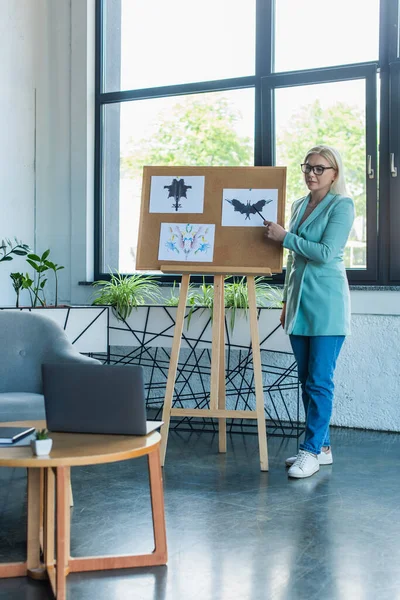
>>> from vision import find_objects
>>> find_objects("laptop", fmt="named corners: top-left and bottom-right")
top-left (42, 363), bottom-right (162, 436)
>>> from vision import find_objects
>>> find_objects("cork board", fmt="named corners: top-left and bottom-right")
top-left (136, 166), bottom-right (286, 273)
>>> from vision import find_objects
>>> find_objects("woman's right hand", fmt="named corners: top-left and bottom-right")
top-left (280, 302), bottom-right (286, 328)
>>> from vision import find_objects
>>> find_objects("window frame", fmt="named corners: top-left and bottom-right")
top-left (377, 0), bottom-right (400, 284)
top-left (94, 0), bottom-right (400, 286)
top-left (388, 62), bottom-right (400, 281)
top-left (261, 63), bottom-right (379, 283)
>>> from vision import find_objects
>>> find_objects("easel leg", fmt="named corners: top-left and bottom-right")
top-left (160, 274), bottom-right (190, 466)
top-left (247, 276), bottom-right (269, 471)
top-left (218, 280), bottom-right (226, 453)
top-left (210, 275), bottom-right (223, 413)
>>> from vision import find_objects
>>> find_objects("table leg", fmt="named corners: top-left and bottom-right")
top-left (44, 468), bottom-right (55, 568)
top-left (148, 448), bottom-right (168, 563)
top-left (27, 468), bottom-right (46, 579)
top-left (69, 444), bottom-right (167, 573)
top-left (0, 468), bottom-right (46, 580)
top-left (56, 466), bottom-right (68, 600)
top-left (43, 467), bottom-right (56, 596)
top-left (0, 561), bottom-right (27, 578)
top-left (39, 468), bottom-right (44, 551)
top-left (65, 467), bottom-right (71, 564)
top-left (69, 478), bottom-right (74, 507)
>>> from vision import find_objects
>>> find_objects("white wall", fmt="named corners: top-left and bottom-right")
top-left (1, 1), bottom-right (38, 305)
top-left (0, 0), bottom-right (94, 307)
top-left (334, 314), bottom-right (400, 431)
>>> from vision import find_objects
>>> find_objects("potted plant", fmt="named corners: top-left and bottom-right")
top-left (8, 249), bottom-right (65, 308)
top-left (10, 272), bottom-right (26, 308)
top-left (164, 280), bottom-right (195, 307)
top-left (31, 429), bottom-right (53, 456)
top-left (182, 276), bottom-right (283, 332)
top-left (92, 270), bottom-right (162, 320)
top-left (104, 274), bottom-right (284, 348)
top-left (26, 250), bottom-right (64, 307)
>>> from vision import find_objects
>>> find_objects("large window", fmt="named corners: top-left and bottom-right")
top-left (101, 90), bottom-right (255, 273)
top-left (95, 0), bottom-right (400, 285)
top-left (266, 66), bottom-right (378, 280)
top-left (274, 0), bottom-right (380, 72)
top-left (103, 0), bottom-right (256, 92)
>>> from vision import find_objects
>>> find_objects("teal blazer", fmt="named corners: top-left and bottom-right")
top-left (282, 192), bottom-right (355, 336)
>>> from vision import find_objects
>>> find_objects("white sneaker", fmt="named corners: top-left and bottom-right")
top-left (285, 448), bottom-right (333, 467)
top-left (288, 450), bottom-right (320, 479)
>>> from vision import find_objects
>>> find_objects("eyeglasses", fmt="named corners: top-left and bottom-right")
top-left (301, 163), bottom-right (335, 176)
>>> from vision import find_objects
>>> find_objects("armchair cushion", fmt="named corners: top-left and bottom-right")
top-left (0, 393), bottom-right (45, 421)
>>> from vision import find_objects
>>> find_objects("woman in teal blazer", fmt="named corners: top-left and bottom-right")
top-left (264, 145), bottom-right (355, 479)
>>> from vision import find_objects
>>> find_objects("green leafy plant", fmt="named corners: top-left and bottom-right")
top-left (254, 279), bottom-right (283, 308)
top-left (21, 273), bottom-right (35, 306)
top-left (165, 281), bottom-right (195, 307)
top-left (224, 276), bottom-right (249, 332)
top-left (189, 279), bottom-right (215, 310)
top-left (92, 271), bottom-right (162, 320)
top-left (26, 250), bottom-right (51, 307)
top-left (4, 240), bottom-right (65, 307)
top-left (18, 249), bottom-right (65, 307)
top-left (0, 238), bottom-right (30, 263)
top-left (10, 272), bottom-right (24, 308)
top-left (35, 428), bottom-right (49, 440)
top-left (10, 273), bottom-right (33, 308)
top-left (164, 281), bottom-right (180, 306)
top-left (186, 278), bottom-right (215, 328)
top-left (224, 276), bottom-right (283, 332)
top-left (45, 260), bottom-right (64, 307)
top-left (182, 277), bottom-right (283, 332)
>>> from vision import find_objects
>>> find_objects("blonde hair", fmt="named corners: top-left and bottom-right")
top-left (304, 145), bottom-right (348, 196)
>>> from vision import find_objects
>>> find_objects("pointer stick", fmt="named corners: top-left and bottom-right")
top-left (253, 207), bottom-right (266, 223)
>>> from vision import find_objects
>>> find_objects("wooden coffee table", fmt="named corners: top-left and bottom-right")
top-left (0, 420), bottom-right (167, 599)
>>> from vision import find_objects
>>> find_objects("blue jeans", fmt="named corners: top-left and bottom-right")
top-left (290, 335), bottom-right (345, 455)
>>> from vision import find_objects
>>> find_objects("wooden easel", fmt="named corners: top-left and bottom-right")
top-left (160, 266), bottom-right (272, 472)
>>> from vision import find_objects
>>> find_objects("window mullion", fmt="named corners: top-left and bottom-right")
top-left (388, 63), bottom-right (400, 281)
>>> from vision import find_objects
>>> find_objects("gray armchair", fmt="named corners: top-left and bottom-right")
top-left (0, 310), bottom-right (99, 422)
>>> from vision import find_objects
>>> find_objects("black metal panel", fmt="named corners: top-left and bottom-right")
top-left (379, 0), bottom-right (400, 284)
top-left (263, 62), bottom-right (379, 87)
top-left (255, 0), bottom-right (273, 166)
top-left (364, 68), bottom-right (379, 282)
top-left (92, 306), bottom-right (302, 438)
top-left (389, 62), bottom-right (400, 281)
top-left (94, 0), bottom-right (103, 280)
top-left (100, 76), bottom-right (257, 105)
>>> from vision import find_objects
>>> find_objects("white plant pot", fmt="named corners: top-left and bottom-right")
top-left (31, 439), bottom-right (53, 456)
top-left (109, 306), bottom-right (290, 351)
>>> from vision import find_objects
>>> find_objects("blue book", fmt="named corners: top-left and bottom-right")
top-left (0, 426), bottom-right (35, 444)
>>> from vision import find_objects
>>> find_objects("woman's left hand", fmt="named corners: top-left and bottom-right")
top-left (263, 221), bottom-right (287, 243)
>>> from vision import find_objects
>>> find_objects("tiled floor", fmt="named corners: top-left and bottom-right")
top-left (0, 427), bottom-right (399, 600)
